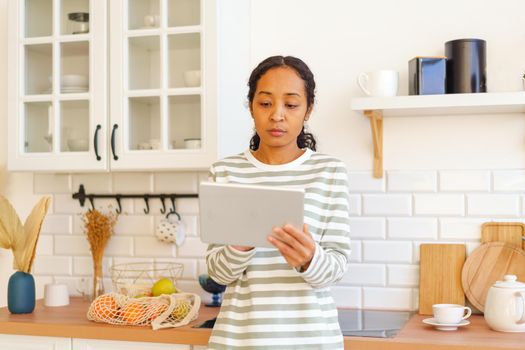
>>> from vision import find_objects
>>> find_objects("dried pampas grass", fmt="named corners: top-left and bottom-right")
top-left (0, 196), bottom-right (51, 273)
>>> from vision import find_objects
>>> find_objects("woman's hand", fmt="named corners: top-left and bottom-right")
top-left (268, 224), bottom-right (315, 271)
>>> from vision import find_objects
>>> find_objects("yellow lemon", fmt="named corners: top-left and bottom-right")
top-left (151, 277), bottom-right (177, 296)
top-left (171, 299), bottom-right (191, 320)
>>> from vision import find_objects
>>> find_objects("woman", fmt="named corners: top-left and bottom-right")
top-left (206, 55), bottom-right (351, 349)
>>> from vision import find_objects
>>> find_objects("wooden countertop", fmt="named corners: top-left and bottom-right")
top-left (0, 298), bottom-right (523, 349)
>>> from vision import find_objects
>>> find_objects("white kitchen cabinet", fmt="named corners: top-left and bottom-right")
top-left (7, 0), bottom-right (219, 172)
top-left (7, 0), bottom-right (107, 171)
top-left (0, 334), bottom-right (71, 350)
top-left (0, 335), bottom-right (205, 350)
top-left (73, 338), bottom-right (190, 350)
top-left (108, 0), bottom-right (218, 170)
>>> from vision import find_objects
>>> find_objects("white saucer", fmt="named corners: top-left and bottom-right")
top-left (422, 318), bottom-right (470, 331)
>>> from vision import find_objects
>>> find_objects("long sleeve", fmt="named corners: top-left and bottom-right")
top-left (206, 244), bottom-right (256, 285)
top-left (298, 162), bottom-right (351, 289)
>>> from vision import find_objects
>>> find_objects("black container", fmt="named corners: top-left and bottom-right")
top-left (445, 38), bottom-right (486, 93)
top-left (409, 57), bottom-right (447, 95)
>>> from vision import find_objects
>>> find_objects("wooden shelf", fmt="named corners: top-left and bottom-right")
top-left (351, 92), bottom-right (525, 178)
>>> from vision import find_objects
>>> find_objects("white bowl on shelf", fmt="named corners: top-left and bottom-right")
top-left (184, 138), bottom-right (201, 149)
top-left (67, 139), bottom-right (88, 151)
top-left (183, 70), bottom-right (201, 87)
top-left (62, 74), bottom-right (88, 87)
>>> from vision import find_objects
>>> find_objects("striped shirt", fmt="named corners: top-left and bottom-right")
top-left (206, 149), bottom-right (351, 350)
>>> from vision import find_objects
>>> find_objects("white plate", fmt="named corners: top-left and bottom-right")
top-left (422, 317), bottom-right (470, 331)
top-left (61, 87), bottom-right (88, 93)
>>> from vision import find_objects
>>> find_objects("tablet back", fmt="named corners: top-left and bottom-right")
top-left (199, 182), bottom-right (304, 248)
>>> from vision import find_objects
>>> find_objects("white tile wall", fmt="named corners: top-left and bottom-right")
top-left (387, 218), bottom-right (438, 239)
top-left (348, 218), bottom-right (385, 239)
top-left (35, 235), bottom-right (54, 255)
top-left (362, 194), bottom-right (411, 216)
top-left (31, 169), bottom-right (525, 312)
top-left (439, 170), bottom-right (490, 192)
top-left (467, 194), bottom-right (520, 216)
top-left (387, 265), bottom-right (419, 287)
top-left (493, 170), bottom-right (525, 192)
top-left (72, 174), bottom-right (112, 194)
top-left (414, 194), bottom-right (464, 216)
top-left (363, 241), bottom-right (412, 263)
top-left (387, 171), bottom-right (437, 192)
top-left (41, 215), bottom-right (72, 234)
top-left (363, 287), bottom-right (413, 310)
top-left (34, 174), bottom-right (71, 194)
top-left (347, 172), bottom-right (385, 192)
top-left (339, 264), bottom-right (385, 286)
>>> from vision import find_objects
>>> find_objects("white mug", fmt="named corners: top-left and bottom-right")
top-left (44, 283), bottom-right (70, 307)
top-left (433, 304), bottom-right (472, 324)
top-left (155, 216), bottom-right (186, 245)
top-left (357, 70), bottom-right (399, 97)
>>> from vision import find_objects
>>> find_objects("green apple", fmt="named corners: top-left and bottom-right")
top-left (151, 278), bottom-right (178, 296)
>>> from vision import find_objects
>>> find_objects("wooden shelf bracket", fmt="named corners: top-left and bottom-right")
top-left (364, 110), bottom-right (383, 178)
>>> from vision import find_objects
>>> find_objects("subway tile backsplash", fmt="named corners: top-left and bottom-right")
top-left (33, 169), bottom-right (525, 311)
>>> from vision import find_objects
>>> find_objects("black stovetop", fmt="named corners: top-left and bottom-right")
top-left (195, 308), bottom-right (413, 338)
top-left (337, 308), bottom-right (414, 338)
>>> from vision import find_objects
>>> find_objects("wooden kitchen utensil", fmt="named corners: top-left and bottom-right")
top-left (481, 222), bottom-right (525, 249)
top-left (419, 244), bottom-right (466, 315)
top-left (462, 242), bottom-right (525, 312)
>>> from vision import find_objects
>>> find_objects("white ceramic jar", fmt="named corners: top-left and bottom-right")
top-left (484, 275), bottom-right (525, 332)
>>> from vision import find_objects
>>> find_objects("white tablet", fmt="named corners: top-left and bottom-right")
top-left (199, 182), bottom-right (304, 248)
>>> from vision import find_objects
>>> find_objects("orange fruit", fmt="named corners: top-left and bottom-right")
top-left (147, 303), bottom-right (168, 321)
top-left (92, 294), bottom-right (118, 320)
top-left (120, 302), bottom-right (148, 324)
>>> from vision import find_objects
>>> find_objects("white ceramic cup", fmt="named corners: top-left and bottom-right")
top-left (357, 70), bottom-right (399, 97)
top-left (155, 216), bottom-right (186, 245)
top-left (44, 283), bottom-right (70, 307)
top-left (432, 304), bottom-right (472, 324)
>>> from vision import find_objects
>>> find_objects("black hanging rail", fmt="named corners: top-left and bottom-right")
top-left (72, 184), bottom-right (198, 215)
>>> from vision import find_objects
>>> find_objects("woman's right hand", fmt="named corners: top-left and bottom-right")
top-left (231, 245), bottom-right (254, 252)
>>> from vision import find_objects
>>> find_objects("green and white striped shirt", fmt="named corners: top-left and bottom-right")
top-left (206, 149), bottom-right (351, 350)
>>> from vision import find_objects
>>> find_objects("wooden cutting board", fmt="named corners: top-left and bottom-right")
top-left (481, 222), bottom-right (525, 248)
top-left (462, 242), bottom-right (525, 312)
top-left (419, 244), bottom-right (466, 315)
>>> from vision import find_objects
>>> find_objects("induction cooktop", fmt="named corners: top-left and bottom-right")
top-left (195, 308), bottom-right (414, 339)
top-left (337, 308), bottom-right (414, 338)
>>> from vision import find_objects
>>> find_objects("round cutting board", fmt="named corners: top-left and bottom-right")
top-left (462, 242), bottom-right (525, 312)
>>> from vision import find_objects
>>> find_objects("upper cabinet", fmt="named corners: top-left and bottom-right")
top-left (8, 0), bottom-right (107, 171)
top-left (7, 0), bottom-right (218, 172)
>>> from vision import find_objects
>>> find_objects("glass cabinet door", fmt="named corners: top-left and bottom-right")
top-left (8, 0), bottom-right (107, 171)
top-left (110, 0), bottom-right (217, 170)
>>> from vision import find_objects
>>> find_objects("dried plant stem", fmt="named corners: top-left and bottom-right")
top-left (83, 209), bottom-right (117, 298)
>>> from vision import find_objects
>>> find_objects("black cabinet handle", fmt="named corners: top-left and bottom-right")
top-left (93, 124), bottom-right (101, 161)
top-left (111, 124), bottom-right (119, 161)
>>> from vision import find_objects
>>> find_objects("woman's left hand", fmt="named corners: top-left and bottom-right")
top-left (268, 224), bottom-right (316, 271)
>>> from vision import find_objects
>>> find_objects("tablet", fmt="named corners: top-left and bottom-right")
top-left (199, 182), bottom-right (304, 248)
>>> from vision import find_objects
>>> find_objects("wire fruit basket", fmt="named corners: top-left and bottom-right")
top-left (109, 262), bottom-right (184, 297)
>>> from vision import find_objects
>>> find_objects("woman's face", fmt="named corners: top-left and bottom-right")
top-left (250, 67), bottom-right (311, 152)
